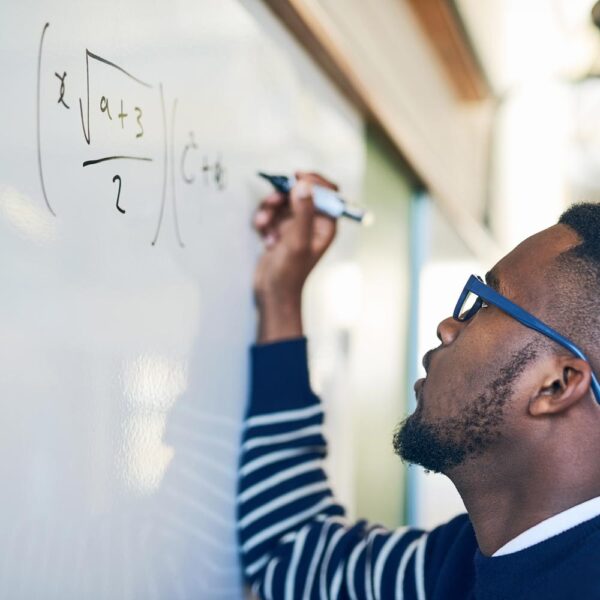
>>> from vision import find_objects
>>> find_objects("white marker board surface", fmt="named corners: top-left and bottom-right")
top-left (0, 1), bottom-right (364, 596)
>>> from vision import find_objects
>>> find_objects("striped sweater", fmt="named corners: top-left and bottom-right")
top-left (237, 338), bottom-right (600, 599)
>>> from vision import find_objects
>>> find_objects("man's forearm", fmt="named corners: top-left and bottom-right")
top-left (257, 295), bottom-right (303, 344)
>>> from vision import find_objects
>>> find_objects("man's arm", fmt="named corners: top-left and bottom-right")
top-left (238, 174), bottom-right (475, 598)
top-left (238, 336), bottom-right (435, 598)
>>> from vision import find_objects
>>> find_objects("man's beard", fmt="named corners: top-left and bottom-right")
top-left (393, 343), bottom-right (538, 474)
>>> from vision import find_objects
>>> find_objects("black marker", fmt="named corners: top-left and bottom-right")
top-left (258, 172), bottom-right (373, 224)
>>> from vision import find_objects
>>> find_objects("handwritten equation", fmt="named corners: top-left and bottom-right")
top-left (36, 22), bottom-right (227, 247)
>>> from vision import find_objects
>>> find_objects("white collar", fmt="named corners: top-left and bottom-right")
top-left (492, 496), bottom-right (600, 556)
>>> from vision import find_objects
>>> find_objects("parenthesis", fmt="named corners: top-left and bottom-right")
top-left (36, 22), bottom-right (56, 216)
top-left (170, 98), bottom-right (185, 248)
top-left (151, 84), bottom-right (168, 246)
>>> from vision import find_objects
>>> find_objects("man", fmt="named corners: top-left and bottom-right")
top-left (237, 172), bottom-right (600, 599)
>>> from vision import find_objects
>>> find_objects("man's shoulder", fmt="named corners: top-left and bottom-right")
top-left (431, 512), bottom-right (474, 539)
top-left (411, 514), bottom-right (478, 599)
top-left (426, 513), bottom-right (478, 565)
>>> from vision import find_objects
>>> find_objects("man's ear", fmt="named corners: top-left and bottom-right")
top-left (528, 357), bottom-right (593, 416)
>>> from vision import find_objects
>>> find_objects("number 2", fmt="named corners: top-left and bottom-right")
top-left (113, 174), bottom-right (125, 214)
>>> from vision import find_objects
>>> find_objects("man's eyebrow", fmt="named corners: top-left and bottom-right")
top-left (485, 270), bottom-right (501, 292)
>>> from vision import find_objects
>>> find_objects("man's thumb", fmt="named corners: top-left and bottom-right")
top-left (288, 180), bottom-right (315, 247)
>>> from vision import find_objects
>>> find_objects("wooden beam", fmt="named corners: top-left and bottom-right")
top-left (406, 0), bottom-right (490, 101)
top-left (262, 0), bottom-right (499, 262)
top-left (262, 0), bottom-right (371, 115)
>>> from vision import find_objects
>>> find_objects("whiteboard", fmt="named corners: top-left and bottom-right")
top-left (0, 0), bottom-right (364, 597)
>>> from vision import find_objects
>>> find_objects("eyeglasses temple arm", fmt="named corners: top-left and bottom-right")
top-left (468, 276), bottom-right (600, 404)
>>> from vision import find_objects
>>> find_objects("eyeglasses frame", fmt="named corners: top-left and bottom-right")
top-left (454, 275), bottom-right (600, 404)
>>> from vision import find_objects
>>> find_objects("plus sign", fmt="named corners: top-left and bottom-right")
top-left (118, 99), bottom-right (128, 128)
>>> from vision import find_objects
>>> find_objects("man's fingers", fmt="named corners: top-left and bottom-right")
top-left (253, 207), bottom-right (273, 232)
top-left (254, 176), bottom-right (336, 236)
top-left (263, 228), bottom-right (279, 248)
top-left (253, 193), bottom-right (289, 234)
top-left (294, 172), bottom-right (338, 257)
top-left (254, 174), bottom-right (337, 256)
top-left (311, 213), bottom-right (337, 256)
top-left (262, 191), bottom-right (286, 207)
top-left (295, 170), bottom-right (339, 192)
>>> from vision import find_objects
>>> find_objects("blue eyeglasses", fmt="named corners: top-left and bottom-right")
top-left (454, 275), bottom-right (600, 404)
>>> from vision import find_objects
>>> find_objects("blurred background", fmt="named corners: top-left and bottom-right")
top-left (278, 0), bottom-right (600, 531)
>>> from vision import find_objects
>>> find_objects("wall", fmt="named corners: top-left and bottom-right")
top-left (306, 0), bottom-right (494, 232)
top-left (347, 126), bottom-right (414, 526)
top-left (407, 196), bottom-right (482, 529)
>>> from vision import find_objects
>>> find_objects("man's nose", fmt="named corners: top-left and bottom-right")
top-left (436, 315), bottom-right (465, 346)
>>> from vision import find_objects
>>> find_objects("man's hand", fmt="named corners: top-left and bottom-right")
top-left (253, 171), bottom-right (338, 343)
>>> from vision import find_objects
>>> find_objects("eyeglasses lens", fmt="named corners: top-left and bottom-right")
top-left (458, 291), bottom-right (481, 321)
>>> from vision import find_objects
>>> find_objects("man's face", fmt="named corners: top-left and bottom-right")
top-left (394, 224), bottom-right (581, 474)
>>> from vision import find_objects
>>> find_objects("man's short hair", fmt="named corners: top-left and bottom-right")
top-left (559, 202), bottom-right (600, 265)
top-left (552, 202), bottom-right (600, 371)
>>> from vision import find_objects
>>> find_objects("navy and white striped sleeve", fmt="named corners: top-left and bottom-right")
top-left (237, 338), bottom-right (435, 599)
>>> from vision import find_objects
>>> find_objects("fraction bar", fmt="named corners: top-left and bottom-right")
top-left (82, 156), bottom-right (154, 167)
